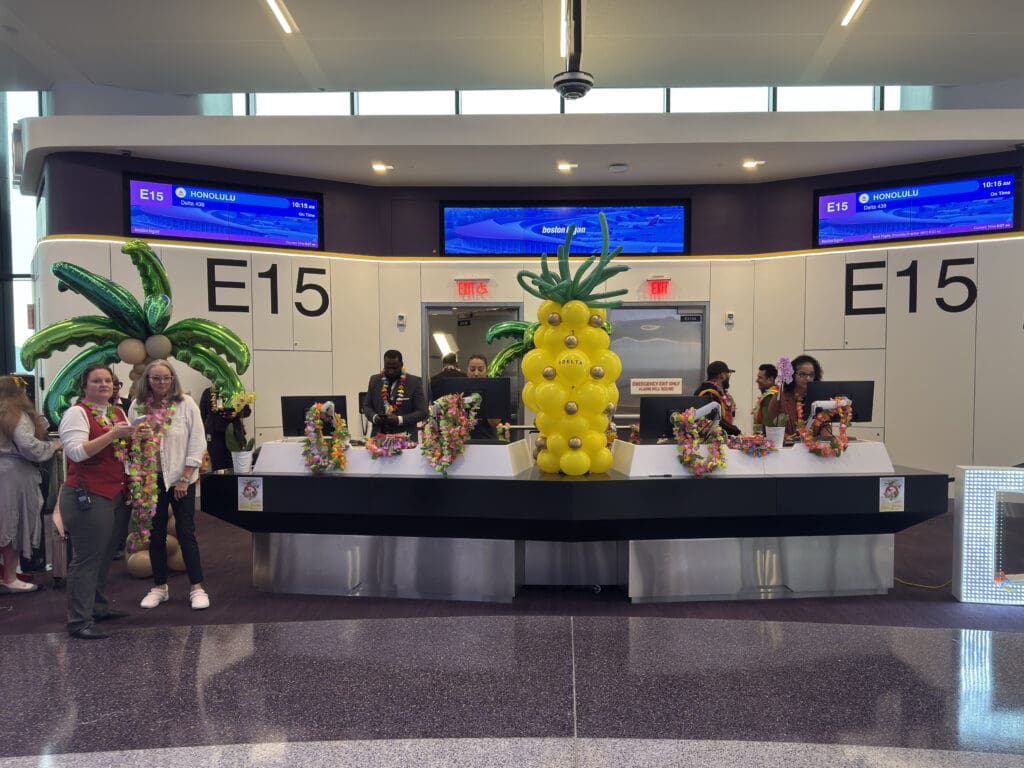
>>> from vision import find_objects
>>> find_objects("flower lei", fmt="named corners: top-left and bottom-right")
top-left (82, 401), bottom-right (127, 464)
top-left (671, 409), bottom-right (727, 477)
top-left (727, 434), bottom-right (777, 458)
top-left (302, 402), bottom-right (349, 474)
top-left (496, 422), bottom-right (512, 442)
top-left (366, 433), bottom-right (417, 459)
top-left (797, 397), bottom-right (852, 458)
top-left (126, 400), bottom-right (177, 553)
top-left (380, 371), bottom-right (407, 414)
top-left (420, 393), bottom-right (480, 474)
top-left (629, 423), bottom-right (641, 444)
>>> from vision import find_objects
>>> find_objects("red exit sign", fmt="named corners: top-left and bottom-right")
top-left (456, 279), bottom-right (490, 298)
top-left (646, 278), bottom-right (671, 298)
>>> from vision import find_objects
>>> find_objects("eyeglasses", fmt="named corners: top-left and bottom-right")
top-left (149, 376), bottom-right (174, 383)
top-left (795, 371), bottom-right (815, 378)
top-left (112, 383), bottom-right (122, 389)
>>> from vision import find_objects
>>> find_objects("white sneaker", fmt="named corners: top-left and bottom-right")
top-left (189, 588), bottom-right (210, 610)
top-left (140, 586), bottom-right (169, 608)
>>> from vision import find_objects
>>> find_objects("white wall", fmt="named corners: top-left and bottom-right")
top-left (31, 233), bottom-right (1024, 476)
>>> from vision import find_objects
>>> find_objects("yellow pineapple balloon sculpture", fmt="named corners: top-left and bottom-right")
top-left (517, 213), bottom-right (628, 475)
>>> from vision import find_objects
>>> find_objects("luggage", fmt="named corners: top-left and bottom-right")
top-left (50, 521), bottom-right (71, 587)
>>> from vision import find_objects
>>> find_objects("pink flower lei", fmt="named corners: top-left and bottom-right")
top-left (365, 434), bottom-right (417, 459)
top-left (420, 393), bottom-right (480, 474)
top-left (302, 402), bottom-right (350, 474)
top-left (797, 398), bottom-right (852, 458)
top-left (671, 408), bottom-right (727, 477)
top-left (727, 434), bottom-right (778, 458)
top-left (126, 399), bottom-right (177, 554)
top-left (81, 401), bottom-right (128, 464)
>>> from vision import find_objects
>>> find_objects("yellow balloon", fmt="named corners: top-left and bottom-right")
top-left (522, 349), bottom-right (548, 382)
top-left (561, 412), bottom-right (590, 436)
top-left (556, 350), bottom-right (590, 385)
top-left (576, 381), bottom-right (607, 414)
top-left (588, 413), bottom-right (609, 434)
top-left (578, 326), bottom-right (610, 353)
top-left (522, 381), bottom-right (538, 412)
top-left (562, 300), bottom-right (590, 329)
top-left (540, 328), bottom-right (568, 354)
top-left (590, 307), bottom-right (607, 322)
top-left (605, 382), bottom-right (620, 406)
top-left (537, 449), bottom-right (561, 474)
top-left (589, 447), bottom-right (614, 474)
top-left (582, 430), bottom-right (606, 455)
top-left (536, 381), bottom-right (568, 413)
top-left (537, 299), bottom-right (562, 324)
top-left (545, 432), bottom-right (568, 456)
top-left (535, 412), bottom-right (560, 434)
top-left (593, 349), bottom-right (622, 381)
top-left (560, 450), bottom-right (591, 476)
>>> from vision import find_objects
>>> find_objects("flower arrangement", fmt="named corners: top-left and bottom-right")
top-left (761, 357), bottom-right (793, 429)
top-left (671, 408), bottom-right (727, 477)
top-left (727, 434), bottom-right (778, 458)
top-left (229, 390), bottom-right (256, 412)
top-left (302, 402), bottom-right (349, 474)
top-left (365, 433), bottom-right (417, 459)
top-left (797, 397), bottom-right (852, 458)
top-left (420, 393), bottom-right (480, 474)
top-left (126, 401), bottom-right (177, 553)
top-left (496, 422), bottom-right (512, 442)
top-left (605, 421), bottom-right (618, 448)
top-left (629, 423), bottom-right (641, 444)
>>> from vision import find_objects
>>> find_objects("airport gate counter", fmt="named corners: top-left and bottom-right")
top-left (200, 438), bottom-right (949, 603)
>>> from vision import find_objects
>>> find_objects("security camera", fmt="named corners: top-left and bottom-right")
top-left (553, 70), bottom-right (594, 100)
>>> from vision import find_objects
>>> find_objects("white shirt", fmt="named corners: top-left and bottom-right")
top-left (128, 395), bottom-right (206, 490)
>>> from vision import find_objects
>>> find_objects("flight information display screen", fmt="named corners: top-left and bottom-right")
top-left (816, 171), bottom-right (1019, 246)
top-left (441, 202), bottom-right (689, 255)
top-left (126, 176), bottom-right (323, 250)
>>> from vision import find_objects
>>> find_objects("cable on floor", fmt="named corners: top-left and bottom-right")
top-left (895, 577), bottom-right (952, 589)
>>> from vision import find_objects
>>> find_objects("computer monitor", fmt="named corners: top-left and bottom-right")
top-left (638, 395), bottom-right (713, 441)
top-left (803, 380), bottom-right (874, 423)
top-left (280, 395), bottom-right (348, 437)
top-left (431, 377), bottom-right (511, 421)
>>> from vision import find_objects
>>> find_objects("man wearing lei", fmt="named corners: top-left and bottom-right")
top-left (752, 362), bottom-right (778, 430)
top-left (361, 349), bottom-right (427, 442)
top-left (693, 360), bottom-right (741, 437)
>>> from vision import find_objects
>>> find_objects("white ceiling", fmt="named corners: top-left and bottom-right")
top-left (6, 0), bottom-right (1024, 188)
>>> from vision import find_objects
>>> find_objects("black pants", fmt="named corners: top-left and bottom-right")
top-left (59, 486), bottom-right (130, 634)
top-left (149, 479), bottom-right (203, 586)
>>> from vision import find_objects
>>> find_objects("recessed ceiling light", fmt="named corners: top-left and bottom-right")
top-left (557, 162), bottom-right (579, 172)
top-left (840, 0), bottom-right (865, 27)
top-left (372, 162), bottom-right (394, 173)
top-left (608, 163), bottom-right (629, 174)
top-left (742, 159), bottom-right (766, 170)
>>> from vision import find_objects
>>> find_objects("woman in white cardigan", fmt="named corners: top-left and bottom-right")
top-left (128, 359), bottom-right (210, 610)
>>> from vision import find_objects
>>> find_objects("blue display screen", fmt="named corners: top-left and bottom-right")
top-left (816, 171), bottom-right (1019, 246)
top-left (127, 177), bottom-right (322, 250)
top-left (441, 203), bottom-right (688, 255)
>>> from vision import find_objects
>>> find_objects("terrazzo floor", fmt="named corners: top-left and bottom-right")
top-left (2, 615), bottom-right (1023, 766)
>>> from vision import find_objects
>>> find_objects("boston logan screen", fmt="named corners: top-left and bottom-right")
top-left (126, 176), bottom-right (323, 250)
top-left (441, 202), bottom-right (689, 255)
top-left (815, 170), bottom-right (1019, 247)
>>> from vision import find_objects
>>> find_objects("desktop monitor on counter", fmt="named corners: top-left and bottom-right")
top-left (280, 395), bottom-right (348, 437)
top-left (431, 377), bottom-right (511, 421)
top-left (803, 381), bottom-right (874, 423)
top-left (638, 395), bottom-right (713, 441)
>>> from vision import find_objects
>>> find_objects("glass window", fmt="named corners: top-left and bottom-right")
top-left (11, 278), bottom-right (33, 373)
top-left (775, 85), bottom-right (875, 112)
top-left (356, 91), bottom-right (456, 116)
top-left (882, 85), bottom-right (903, 111)
top-left (253, 92), bottom-right (352, 116)
top-left (6, 92), bottom-right (40, 274)
top-left (562, 88), bottom-right (665, 114)
top-left (669, 87), bottom-right (770, 113)
top-left (232, 93), bottom-right (249, 115)
top-left (459, 89), bottom-right (561, 115)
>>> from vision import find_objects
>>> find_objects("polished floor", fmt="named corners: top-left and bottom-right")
top-left (1, 615), bottom-right (1023, 766)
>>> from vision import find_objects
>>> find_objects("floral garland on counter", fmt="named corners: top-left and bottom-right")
top-left (126, 400), bottom-right (177, 553)
top-left (366, 433), bottom-right (417, 459)
top-left (420, 393), bottom-right (479, 474)
top-left (629, 423), bottom-right (641, 444)
top-left (496, 422), bottom-right (511, 442)
top-left (302, 402), bottom-right (349, 474)
top-left (727, 434), bottom-right (777, 458)
top-left (671, 408), bottom-right (727, 477)
top-left (797, 397), bottom-right (852, 458)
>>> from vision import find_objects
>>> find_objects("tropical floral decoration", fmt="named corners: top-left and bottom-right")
top-left (125, 400), bottom-right (177, 553)
top-left (365, 434), bottom-right (417, 459)
top-left (797, 397), bottom-right (852, 458)
top-left (727, 434), bottom-right (778, 458)
top-left (20, 239), bottom-right (250, 425)
top-left (421, 393), bottom-right (480, 474)
top-left (496, 422), bottom-right (512, 442)
top-left (302, 402), bottom-right (349, 474)
top-left (761, 356), bottom-right (793, 429)
top-left (629, 423), bottom-right (641, 444)
top-left (671, 408), bottom-right (727, 477)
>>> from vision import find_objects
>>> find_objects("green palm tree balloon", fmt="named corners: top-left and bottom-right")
top-left (21, 239), bottom-right (250, 423)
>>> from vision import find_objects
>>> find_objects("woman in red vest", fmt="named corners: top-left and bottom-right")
top-left (58, 364), bottom-right (135, 640)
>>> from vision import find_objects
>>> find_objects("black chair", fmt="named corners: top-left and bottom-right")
top-left (358, 391), bottom-right (369, 436)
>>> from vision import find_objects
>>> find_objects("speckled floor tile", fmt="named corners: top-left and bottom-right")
top-left (0, 617), bottom-right (574, 758)
top-left (572, 618), bottom-right (1024, 754)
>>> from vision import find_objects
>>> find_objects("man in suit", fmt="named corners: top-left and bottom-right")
top-left (428, 352), bottom-right (462, 400)
top-left (362, 349), bottom-right (427, 440)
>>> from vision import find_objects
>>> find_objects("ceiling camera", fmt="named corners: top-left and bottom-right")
top-left (552, 70), bottom-right (594, 100)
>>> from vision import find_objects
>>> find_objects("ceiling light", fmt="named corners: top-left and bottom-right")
top-left (742, 159), bottom-right (766, 170)
top-left (840, 0), bottom-right (865, 27)
top-left (266, 0), bottom-right (296, 34)
top-left (371, 162), bottom-right (394, 173)
top-left (432, 332), bottom-right (458, 357)
top-left (608, 163), bottom-right (629, 174)
top-left (557, 162), bottom-right (579, 172)
top-left (559, 0), bottom-right (568, 58)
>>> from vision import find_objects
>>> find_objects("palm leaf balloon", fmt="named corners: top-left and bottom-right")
top-left (21, 239), bottom-right (250, 423)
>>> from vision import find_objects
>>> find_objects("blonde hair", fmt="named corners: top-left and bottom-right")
top-left (0, 376), bottom-right (46, 440)
top-left (132, 359), bottom-right (185, 404)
